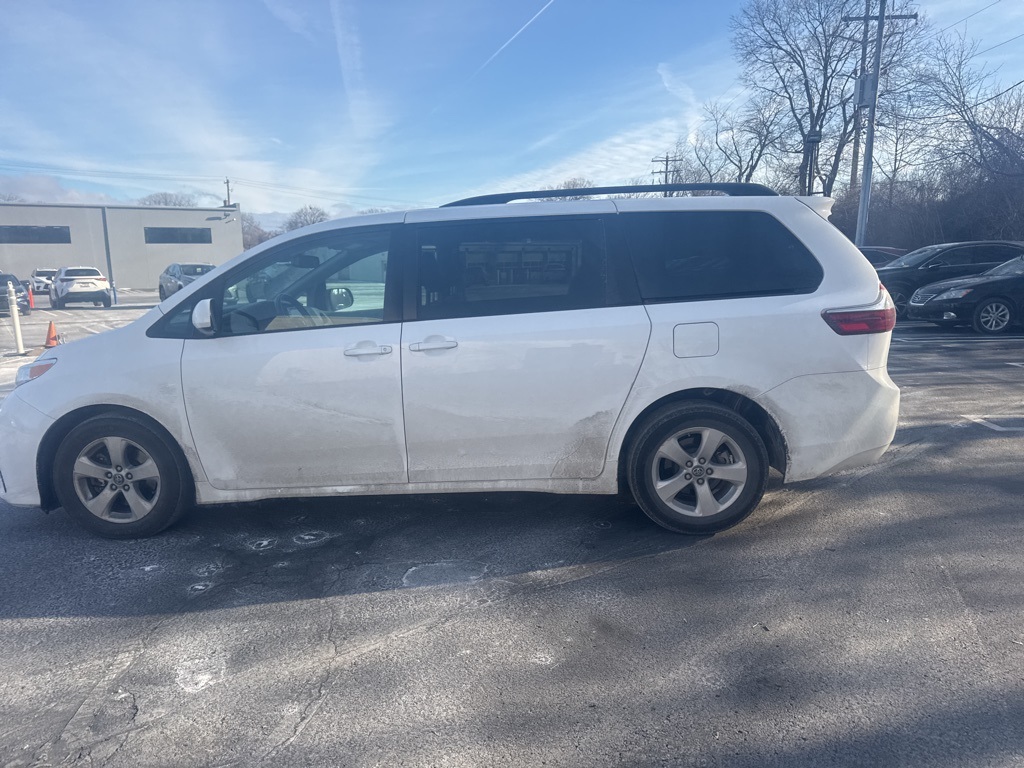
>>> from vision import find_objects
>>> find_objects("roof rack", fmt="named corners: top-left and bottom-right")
top-left (442, 182), bottom-right (779, 207)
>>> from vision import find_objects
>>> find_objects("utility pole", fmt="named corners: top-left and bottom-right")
top-left (651, 155), bottom-right (683, 196)
top-left (849, 0), bottom-right (871, 193)
top-left (224, 177), bottom-right (232, 207)
top-left (844, 0), bottom-right (917, 245)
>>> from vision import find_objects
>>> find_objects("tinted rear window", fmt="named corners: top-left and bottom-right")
top-left (181, 264), bottom-right (214, 276)
top-left (66, 268), bottom-right (102, 277)
top-left (623, 211), bottom-right (823, 302)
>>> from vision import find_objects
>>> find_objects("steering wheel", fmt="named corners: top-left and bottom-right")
top-left (275, 292), bottom-right (330, 327)
top-left (275, 292), bottom-right (311, 319)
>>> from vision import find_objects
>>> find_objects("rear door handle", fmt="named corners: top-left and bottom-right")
top-left (409, 338), bottom-right (458, 352)
top-left (344, 344), bottom-right (393, 357)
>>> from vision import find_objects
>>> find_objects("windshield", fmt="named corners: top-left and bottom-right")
top-left (66, 268), bottom-right (102, 277)
top-left (883, 245), bottom-right (945, 268)
top-left (181, 264), bottom-right (214, 277)
top-left (985, 255), bottom-right (1024, 277)
top-left (35, 269), bottom-right (57, 277)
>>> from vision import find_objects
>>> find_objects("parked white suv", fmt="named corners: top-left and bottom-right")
top-left (30, 267), bottom-right (58, 294)
top-left (1, 184), bottom-right (899, 538)
top-left (48, 266), bottom-right (112, 308)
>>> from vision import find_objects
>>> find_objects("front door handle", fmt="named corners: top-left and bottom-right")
top-left (409, 338), bottom-right (458, 352)
top-left (344, 344), bottom-right (393, 357)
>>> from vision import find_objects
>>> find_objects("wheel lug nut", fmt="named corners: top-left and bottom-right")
top-left (123, 485), bottom-right (130, 491)
top-left (115, 466), bottom-right (123, 472)
top-left (126, 473), bottom-right (133, 480)
top-left (707, 468), bottom-right (714, 475)
top-left (109, 483), bottom-right (117, 490)
top-left (105, 472), bottom-right (112, 478)
top-left (698, 458), bottom-right (706, 465)
top-left (685, 461), bottom-right (693, 468)
top-left (684, 473), bottom-right (691, 480)
top-left (697, 478), bottom-right (704, 485)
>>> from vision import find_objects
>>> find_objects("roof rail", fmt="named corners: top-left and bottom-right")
top-left (442, 182), bottom-right (779, 207)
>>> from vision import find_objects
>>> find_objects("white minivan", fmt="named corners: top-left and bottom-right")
top-left (0, 183), bottom-right (899, 538)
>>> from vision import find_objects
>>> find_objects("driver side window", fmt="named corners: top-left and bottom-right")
top-left (220, 228), bottom-right (392, 336)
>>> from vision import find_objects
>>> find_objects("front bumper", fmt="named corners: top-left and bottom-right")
top-left (906, 299), bottom-right (975, 322)
top-left (0, 390), bottom-right (54, 507)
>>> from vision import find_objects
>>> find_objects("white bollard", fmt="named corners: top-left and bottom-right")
top-left (7, 281), bottom-right (25, 354)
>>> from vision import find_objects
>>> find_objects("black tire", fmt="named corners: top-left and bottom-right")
top-left (158, 285), bottom-right (166, 301)
top-left (103, 295), bottom-right (112, 308)
top-left (50, 295), bottom-right (62, 309)
top-left (53, 415), bottom-right (192, 538)
top-left (21, 305), bottom-right (31, 317)
top-left (627, 402), bottom-right (769, 534)
top-left (972, 298), bottom-right (1014, 335)
top-left (887, 284), bottom-right (911, 319)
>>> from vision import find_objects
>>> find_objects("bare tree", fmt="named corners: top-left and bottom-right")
top-left (920, 35), bottom-right (1024, 179)
top-left (541, 177), bottom-right (596, 201)
top-left (0, 193), bottom-right (26, 202)
top-left (283, 205), bottom-right (330, 231)
top-left (137, 192), bottom-right (198, 207)
top-left (731, 0), bottom-right (921, 196)
top-left (357, 207), bottom-right (390, 215)
top-left (705, 95), bottom-right (785, 182)
top-left (241, 212), bottom-right (275, 249)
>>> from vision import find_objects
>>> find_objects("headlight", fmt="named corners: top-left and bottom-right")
top-left (15, 358), bottom-right (57, 387)
top-left (935, 288), bottom-right (973, 301)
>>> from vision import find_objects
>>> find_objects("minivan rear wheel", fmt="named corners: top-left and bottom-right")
top-left (627, 403), bottom-right (768, 534)
top-left (53, 415), bottom-right (190, 538)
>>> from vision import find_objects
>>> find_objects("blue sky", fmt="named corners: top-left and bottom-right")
top-left (1, 0), bottom-right (1022, 221)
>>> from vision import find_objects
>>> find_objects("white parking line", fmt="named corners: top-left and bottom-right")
top-left (962, 415), bottom-right (1024, 432)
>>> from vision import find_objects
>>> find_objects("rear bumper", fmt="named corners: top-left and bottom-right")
top-left (759, 366), bottom-right (900, 482)
top-left (60, 290), bottom-right (110, 304)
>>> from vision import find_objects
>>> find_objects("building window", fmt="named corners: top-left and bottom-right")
top-left (144, 227), bottom-right (213, 244)
top-left (0, 225), bottom-right (72, 244)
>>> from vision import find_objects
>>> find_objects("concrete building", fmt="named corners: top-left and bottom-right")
top-left (0, 202), bottom-right (244, 292)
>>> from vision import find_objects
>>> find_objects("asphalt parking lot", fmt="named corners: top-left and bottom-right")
top-left (1, 312), bottom-right (1022, 767)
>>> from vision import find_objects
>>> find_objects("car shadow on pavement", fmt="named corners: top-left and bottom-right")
top-left (0, 490), bottom-right (717, 619)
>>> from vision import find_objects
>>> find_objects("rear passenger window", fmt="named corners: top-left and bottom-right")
top-left (623, 211), bottom-right (823, 302)
top-left (414, 217), bottom-right (609, 319)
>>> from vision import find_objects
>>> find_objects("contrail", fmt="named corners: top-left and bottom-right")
top-left (473, 0), bottom-right (557, 78)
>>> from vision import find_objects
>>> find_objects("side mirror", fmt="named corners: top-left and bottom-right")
top-left (329, 286), bottom-right (354, 310)
top-left (191, 298), bottom-right (217, 336)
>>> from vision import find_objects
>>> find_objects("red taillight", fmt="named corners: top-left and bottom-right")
top-left (822, 307), bottom-right (896, 335)
top-left (822, 285), bottom-right (897, 335)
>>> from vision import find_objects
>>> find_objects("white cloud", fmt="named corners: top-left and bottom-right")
top-left (260, 0), bottom-right (315, 41)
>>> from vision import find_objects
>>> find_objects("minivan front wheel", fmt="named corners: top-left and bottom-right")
top-left (627, 403), bottom-right (768, 534)
top-left (53, 415), bottom-right (190, 538)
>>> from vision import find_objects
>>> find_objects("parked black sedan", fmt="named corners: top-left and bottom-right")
top-left (876, 240), bottom-right (1024, 318)
top-left (0, 273), bottom-right (32, 316)
top-left (907, 255), bottom-right (1024, 334)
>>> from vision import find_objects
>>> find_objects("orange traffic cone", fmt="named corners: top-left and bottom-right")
top-left (27, 289), bottom-right (34, 309)
top-left (44, 321), bottom-right (59, 348)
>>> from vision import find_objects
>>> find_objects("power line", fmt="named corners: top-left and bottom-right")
top-left (975, 31), bottom-right (1024, 56)
top-left (935, 0), bottom-right (1002, 35)
top-left (973, 77), bottom-right (1024, 106)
